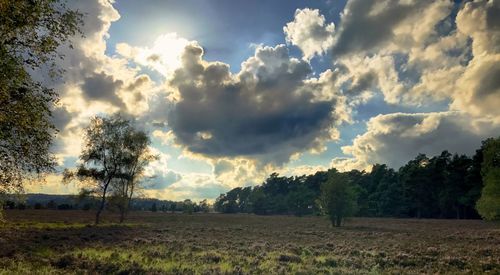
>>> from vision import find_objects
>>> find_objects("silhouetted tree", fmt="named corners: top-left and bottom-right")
top-left (399, 154), bottom-right (433, 218)
top-left (199, 199), bottom-right (210, 213)
top-left (64, 115), bottom-right (144, 224)
top-left (109, 125), bottom-right (157, 223)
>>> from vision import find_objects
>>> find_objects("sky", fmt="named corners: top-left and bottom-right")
top-left (27, 0), bottom-right (500, 201)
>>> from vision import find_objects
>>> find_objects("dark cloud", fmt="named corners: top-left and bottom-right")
top-left (50, 106), bottom-right (73, 131)
top-left (167, 44), bottom-right (340, 164)
top-left (332, 0), bottom-right (429, 56)
top-left (80, 71), bottom-right (124, 107)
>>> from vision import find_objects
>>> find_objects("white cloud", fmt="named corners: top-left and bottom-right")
top-left (116, 33), bottom-right (190, 77)
top-left (284, 8), bottom-right (335, 60)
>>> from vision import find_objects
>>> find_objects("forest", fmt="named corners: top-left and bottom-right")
top-left (215, 138), bottom-right (499, 220)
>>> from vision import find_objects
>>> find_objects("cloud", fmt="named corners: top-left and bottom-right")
top-left (166, 43), bottom-right (348, 164)
top-left (144, 171), bottom-right (182, 190)
top-left (28, 0), bottom-right (165, 163)
top-left (329, 1), bottom-right (455, 57)
top-left (116, 33), bottom-right (190, 77)
top-left (80, 71), bottom-right (125, 107)
top-left (334, 112), bottom-right (500, 171)
top-left (284, 2), bottom-right (499, 119)
top-left (24, 174), bottom-right (80, 195)
top-left (451, 53), bottom-right (500, 121)
top-left (50, 106), bottom-right (73, 132)
top-left (144, 173), bottom-right (231, 202)
top-left (456, 0), bottom-right (500, 57)
top-left (451, 0), bottom-right (500, 121)
top-left (284, 8), bottom-right (335, 60)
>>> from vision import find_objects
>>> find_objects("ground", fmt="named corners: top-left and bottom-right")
top-left (0, 210), bottom-right (499, 274)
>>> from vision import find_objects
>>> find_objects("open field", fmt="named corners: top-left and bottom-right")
top-left (1, 210), bottom-right (499, 274)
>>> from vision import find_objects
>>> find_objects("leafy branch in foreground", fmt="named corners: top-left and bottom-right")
top-left (0, 0), bottom-right (82, 198)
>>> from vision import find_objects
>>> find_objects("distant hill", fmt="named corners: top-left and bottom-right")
top-left (3, 193), bottom-right (184, 211)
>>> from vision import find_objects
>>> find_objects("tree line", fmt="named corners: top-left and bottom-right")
top-left (2, 194), bottom-right (211, 214)
top-left (215, 137), bottom-right (500, 225)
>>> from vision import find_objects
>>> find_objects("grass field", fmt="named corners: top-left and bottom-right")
top-left (1, 210), bottom-right (499, 274)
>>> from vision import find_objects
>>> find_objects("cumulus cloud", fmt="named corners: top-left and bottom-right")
top-left (451, 54), bottom-right (500, 120)
top-left (451, 0), bottom-right (500, 121)
top-left (166, 43), bottom-right (348, 164)
top-left (284, 8), bottom-right (335, 60)
top-left (332, 0), bottom-right (452, 56)
top-left (456, 0), bottom-right (500, 57)
top-left (334, 112), bottom-right (500, 171)
top-left (283, 1), bottom-right (500, 119)
top-left (30, 0), bottom-right (163, 163)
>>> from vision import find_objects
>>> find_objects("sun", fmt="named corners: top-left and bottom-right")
top-left (117, 33), bottom-right (189, 77)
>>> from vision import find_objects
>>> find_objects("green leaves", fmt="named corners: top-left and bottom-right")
top-left (476, 137), bottom-right (500, 220)
top-left (318, 171), bottom-right (358, 227)
top-left (0, 0), bottom-right (82, 195)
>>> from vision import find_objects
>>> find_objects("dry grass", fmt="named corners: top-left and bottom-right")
top-left (1, 210), bottom-right (499, 274)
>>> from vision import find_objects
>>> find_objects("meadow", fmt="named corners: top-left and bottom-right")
top-left (1, 210), bottom-right (499, 274)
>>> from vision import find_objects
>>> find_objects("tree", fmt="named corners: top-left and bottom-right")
top-left (399, 154), bottom-right (434, 218)
top-left (317, 170), bottom-right (358, 227)
top-left (169, 203), bottom-right (176, 213)
top-left (476, 137), bottom-right (500, 220)
top-left (64, 115), bottom-right (145, 224)
top-left (199, 199), bottom-right (210, 213)
top-left (286, 184), bottom-right (315, 216)
top-left (47, 200), bottom-right (57, 209)
top-left (0, 0), bottom-right (81, 197)
top-left (183, 199), bottom-right (194, 214)
top-left (151, 202), bottom-right (157, 212)
top-left (109, 126), bottom-right (157, 223)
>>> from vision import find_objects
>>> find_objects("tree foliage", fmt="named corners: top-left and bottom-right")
top-left (476, 137), bottom-right (500, 220)
top-left (317, 170), bottom-right (358, 226)
top-left (64, 114), bottom-right (155, 224)
top-left (0, 0), bottom-right (82, 196)
top-left (109, 127), bottom-right (157, 223)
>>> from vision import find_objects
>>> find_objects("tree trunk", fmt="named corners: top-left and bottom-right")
top-left (119, 207), bottom-right (125, 223)
top-left (335, 215), bottom-right (342, 227)
top-left (95, 179), bottom-right (111, 225)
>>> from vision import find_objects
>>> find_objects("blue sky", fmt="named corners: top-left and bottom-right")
top-left (28, 0), bottom-right (500, 201)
